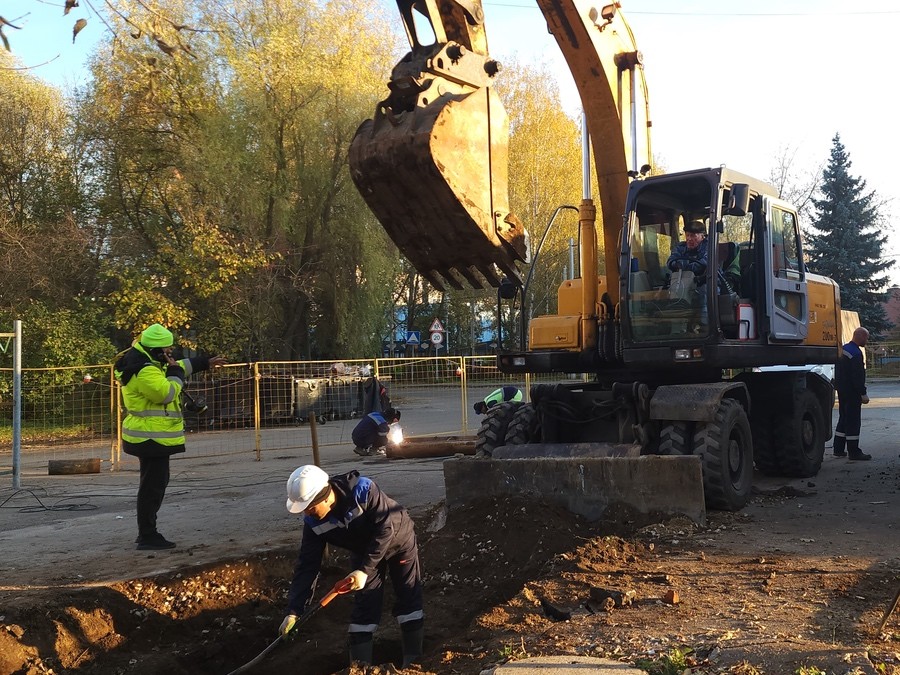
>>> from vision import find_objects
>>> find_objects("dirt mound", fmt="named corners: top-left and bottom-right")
top-left (2, 493), bottom-right (899, 675)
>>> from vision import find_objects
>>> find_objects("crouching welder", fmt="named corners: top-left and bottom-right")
top-left (352, 407), bottom-right (401, 456)
top-left (281, 465), bottom-right (424, 667)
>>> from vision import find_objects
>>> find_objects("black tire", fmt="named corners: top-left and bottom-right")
top-left (475, 401), bottom-right (523, 458)
top-left (504, 403), bottom-right (537, 445)
top-left (774, 389), bottom-right (825, 477)
top-left (658, 421), bottom-right (692, 455)
top-left (692, 398), bottom-right (753, 511)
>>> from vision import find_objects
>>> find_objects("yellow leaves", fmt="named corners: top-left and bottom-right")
top-left (106, 278), bottom-right (189, 335)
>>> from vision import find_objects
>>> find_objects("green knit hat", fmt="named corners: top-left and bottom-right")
top-left (140, 324), bottom-right (174, 348)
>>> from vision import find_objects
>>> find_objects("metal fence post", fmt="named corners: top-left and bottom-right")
top-left (110, 365), bottom-right (120, 471)
top-left (460, 356), bottom-right (469, 433)
top-left (253, 361), bottom-right (262, 461)
top-left (11, 320), bottom-right (21, 489)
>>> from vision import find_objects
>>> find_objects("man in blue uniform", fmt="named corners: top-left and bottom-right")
top-left (833, 326), bottom-right (871, 460)
top-left (352, 408), bottom-right (400, 456)
top-left (280, 465), bottom-right (424, 667)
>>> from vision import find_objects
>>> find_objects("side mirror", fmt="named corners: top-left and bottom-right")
top-left (727, 184), bottom-right (750, 217)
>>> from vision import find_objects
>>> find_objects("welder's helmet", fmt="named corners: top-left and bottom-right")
top-left (140, 323), bottom-right (174, 348)
top-left (286, 465), bottom-right (330, 514)
top-left (684, 219), bottom-right (706, 235)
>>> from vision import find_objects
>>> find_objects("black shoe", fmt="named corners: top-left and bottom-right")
top-left (833, 450), bottom-right (847, 457)
top-left (136, 533), bottom-right (176, 550)
top-left (848, 451), bottom-right (872, 461)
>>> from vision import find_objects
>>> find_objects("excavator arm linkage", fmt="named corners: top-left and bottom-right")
top-left (349, 0), bottom-right (650, 294)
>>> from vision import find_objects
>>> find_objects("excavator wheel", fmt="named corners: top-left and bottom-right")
top-left (504, 403), bottom-right (538, 446)
top-left (773, 389), bottom-right (826, 477)
top-left (658, 422), bottom-right (693, 455)
top-left (475, 401), bottom-right (523, 458)
top-left (692, 398), bottom-right (753, 511)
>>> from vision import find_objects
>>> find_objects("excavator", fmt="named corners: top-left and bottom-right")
top-left (349, 0), bottom-right (847, 512)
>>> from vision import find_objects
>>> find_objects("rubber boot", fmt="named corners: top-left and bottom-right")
top-left (348, 631), bottom-right (374, 664)
top-left (832, 434), bottom-right (846, 457)
top-left (847, 440), bottom-right (871, 461)
top-left (400, 619), bottom-right (424, 668)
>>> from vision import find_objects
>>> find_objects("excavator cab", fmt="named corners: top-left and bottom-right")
top-left (621, 167), bottom-right (836, 373)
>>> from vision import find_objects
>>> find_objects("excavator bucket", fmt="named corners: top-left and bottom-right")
top-left (349, 0), bottom-right (528, 291)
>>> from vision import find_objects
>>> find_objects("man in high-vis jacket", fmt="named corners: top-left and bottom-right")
top-left (114, 324), bottom-right (226, 550)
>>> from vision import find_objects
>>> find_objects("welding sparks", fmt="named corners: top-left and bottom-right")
top-left (388, 422), bottom-right (404, 445)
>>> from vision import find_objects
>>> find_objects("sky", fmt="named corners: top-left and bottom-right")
top-left (476, 0), bottom-right (900, 286)
top-left (6, 0), bottom-right (900, 286)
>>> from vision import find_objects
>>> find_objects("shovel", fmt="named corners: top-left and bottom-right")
top-left (225, 579), bottom-right (352, 675)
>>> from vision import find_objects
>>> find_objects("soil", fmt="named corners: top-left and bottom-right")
top-left (2, 447), bottom-right (900, 674)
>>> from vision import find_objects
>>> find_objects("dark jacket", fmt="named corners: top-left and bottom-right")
top-left (352, 412), bottom-right (390, 449)
top-left (286, 471), bottom-right (416, 614)
top-left (667, 238), bottom-right (709, 280)
top-left (835, 341), bottom-right (866, 399)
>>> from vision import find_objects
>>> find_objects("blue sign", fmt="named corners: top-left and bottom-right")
top-left (405, 330), bottom-right (421, 345)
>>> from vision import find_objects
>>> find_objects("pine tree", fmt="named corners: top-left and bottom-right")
top-left (806, 133), bottom-right (893, 336)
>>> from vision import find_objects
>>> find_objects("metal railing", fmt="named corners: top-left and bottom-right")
top-left (1, 356), bottom-right (566, 479)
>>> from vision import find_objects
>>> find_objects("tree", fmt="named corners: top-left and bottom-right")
top-left (806, 134), bottom-right (892, 335)
top-left (0, 53), bottom-right (113, 367)
top-left (768, 143), bottom-right (824, 225)
top-left (494, 59), bottom-right (583, 345)
top-left (66, 0), bottom-right (401, 359)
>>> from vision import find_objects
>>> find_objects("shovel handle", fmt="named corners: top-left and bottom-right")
top-left (330, 576), bottom-right (357, 597)
top-left (226, 584), bottom-right (346, 675)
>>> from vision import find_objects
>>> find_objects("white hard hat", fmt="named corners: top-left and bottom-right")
top-left (286, 465), bottom-right (330, 514)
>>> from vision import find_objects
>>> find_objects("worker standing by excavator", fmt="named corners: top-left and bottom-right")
top-left (281, 465), bottom-right (424, 668)
top-left (833, 327), bottom-right (872, 461)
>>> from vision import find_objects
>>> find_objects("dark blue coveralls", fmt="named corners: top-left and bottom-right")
top-left (286, 471), bottom-right (423, 640)
top-left (351, 412), bottom-right (390, 451)
top-left (833, 340), bottom-right (867, 458)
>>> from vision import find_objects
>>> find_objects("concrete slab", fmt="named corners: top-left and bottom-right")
top-left (443, 455), bottom-right (706, 526)
top-left (493, 655), bottom-right (643, 672)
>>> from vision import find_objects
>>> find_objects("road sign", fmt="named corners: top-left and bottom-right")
top-left (430, 331), bottom-right (444, 345)
top-left (405, 330), bottom-right (421, 345)
top-left (429, 317), bottom-right (445, 333)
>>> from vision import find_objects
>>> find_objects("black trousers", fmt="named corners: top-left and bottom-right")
top-left (137, 455), bottom-right (170, 537)
top-left (834, 393), bottom-right (862, 453)
top-left (347, 537), bottom-right (423, 632)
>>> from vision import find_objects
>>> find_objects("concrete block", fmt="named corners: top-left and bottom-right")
top-left (443, 455), bottom-right (705, 526)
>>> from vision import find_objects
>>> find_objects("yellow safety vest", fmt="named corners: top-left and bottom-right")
top-left (116, 343), bottom-right (194, 448)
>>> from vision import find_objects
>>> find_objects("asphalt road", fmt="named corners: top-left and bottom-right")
top-left (1, 379), bottom-right (897, 590)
